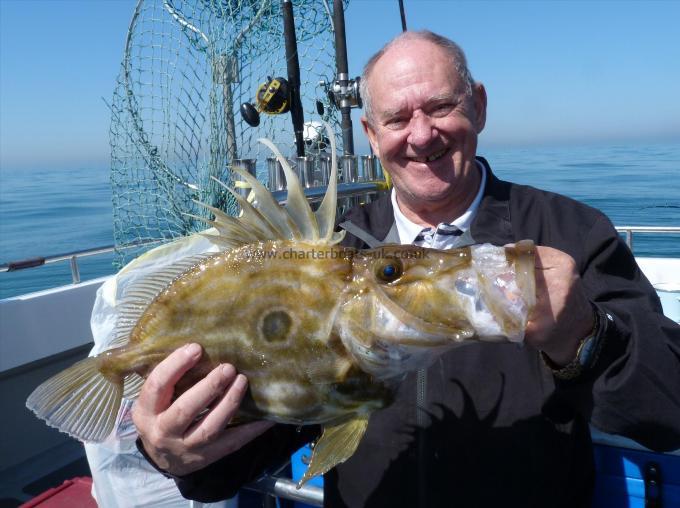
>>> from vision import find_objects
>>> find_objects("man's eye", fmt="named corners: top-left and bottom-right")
top-left (385, 118), bottom-right (407, 129)
top-left (431, 104), bottom-right (454, 117)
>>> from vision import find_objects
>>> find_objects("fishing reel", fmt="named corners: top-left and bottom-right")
top-left (317, 75), bottom-right (362, 115)
top-left (240, 76), bottom-right (291, 127)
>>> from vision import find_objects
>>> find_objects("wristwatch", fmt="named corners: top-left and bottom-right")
top-left (541, 309), bottom-right (604, 381)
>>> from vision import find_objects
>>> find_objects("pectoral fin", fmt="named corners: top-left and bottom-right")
top-left (298, 415), bottom-right (369, 488)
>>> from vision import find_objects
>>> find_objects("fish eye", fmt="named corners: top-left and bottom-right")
top-left (375, 258), bottom-right (403, 283)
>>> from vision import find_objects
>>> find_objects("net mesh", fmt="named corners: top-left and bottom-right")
top-left (110, 0), bottom-right (346, 266)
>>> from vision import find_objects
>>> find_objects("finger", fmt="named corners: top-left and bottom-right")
top-left (136, 343), bottom-right (203, 416)
top-left (195, 420), bottom-right (275, 463)
top-left (533, 246), bottom-right (556, 270)
top-left (160, 364), bottom-right (238, 434)
top-left (534, 246), bottom-right (577, 273)
top-left (183, 373), bottom-right (248, 446)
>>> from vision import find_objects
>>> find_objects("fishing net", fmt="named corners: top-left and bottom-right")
top-left (109, 0), bottom-right (347, 266)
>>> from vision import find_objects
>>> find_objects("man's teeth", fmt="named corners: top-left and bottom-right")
top-left (412, 149), bottom-right (446, 163)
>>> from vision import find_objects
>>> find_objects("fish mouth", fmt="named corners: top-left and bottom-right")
top-left (370, 283), bottom-right (474, 345)
top-left (339, 285), bottom-right (474, 380)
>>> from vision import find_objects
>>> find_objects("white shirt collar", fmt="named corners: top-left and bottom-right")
top-left (391, 159), bottom-right (487, 246)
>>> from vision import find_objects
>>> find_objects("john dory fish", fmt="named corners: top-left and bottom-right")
top-left (26, 124), bottom-right (535, 486)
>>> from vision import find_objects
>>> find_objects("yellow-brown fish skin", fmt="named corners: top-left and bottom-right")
top-left (25, 238), bottom-right (533, 485)
top-left (95, 240), bottom-right (394, 425)
top-left (97, 240), bottom-right (533, 424)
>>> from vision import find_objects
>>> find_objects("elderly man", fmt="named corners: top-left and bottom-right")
top-left (132, 31), bottom-right (680, 507)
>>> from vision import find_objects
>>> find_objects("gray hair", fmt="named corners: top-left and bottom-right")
top-left (360, 30), bottom-right (476, 123)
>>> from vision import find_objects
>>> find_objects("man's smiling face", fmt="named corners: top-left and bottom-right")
top-left (362, 38), bottom-right (487, 223)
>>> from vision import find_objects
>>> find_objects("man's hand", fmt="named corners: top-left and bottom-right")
top-left (525, 246), bottom-right (595, 366)
top-left (132, 343), bottom-right (274, 476)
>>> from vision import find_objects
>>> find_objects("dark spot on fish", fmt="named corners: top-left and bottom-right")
top-left (261, 310), bottom-right (292, 342)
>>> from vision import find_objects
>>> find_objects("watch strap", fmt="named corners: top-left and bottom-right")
top-left (541, 306), bottom-right (604, 381)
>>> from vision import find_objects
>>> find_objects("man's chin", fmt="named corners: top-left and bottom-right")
top-left (403, 185), bottom-right (457, 204)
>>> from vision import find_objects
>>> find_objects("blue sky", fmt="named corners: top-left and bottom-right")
top-left (1, 0), bottom-right (679, 170)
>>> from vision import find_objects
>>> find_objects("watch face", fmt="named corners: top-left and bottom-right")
top-left (578, 335), bottom-right (597, 368)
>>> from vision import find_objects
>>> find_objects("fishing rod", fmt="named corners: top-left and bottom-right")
top-left (398, 0), bottom-right (407, 31)
top-left (331, 0), bottom-right (358, 156)
top-left (240, 0), bottom-right (307, 157)
top-left (282, 0), bottom-right (306, 157)
top-left (327, 0), bottom-right (406, 156)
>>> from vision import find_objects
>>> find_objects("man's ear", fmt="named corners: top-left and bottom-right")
top-left (361, 116), bottom-right (380, 158)
top-left (472, 83), bottom-right (487, 133)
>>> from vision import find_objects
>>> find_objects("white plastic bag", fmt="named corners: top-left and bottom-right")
top-left (86, 232), bottom-right (235, 508)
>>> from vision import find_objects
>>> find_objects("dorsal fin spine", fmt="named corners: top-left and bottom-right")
top-left (228, 166), bottom-right (302, 240)
top-left (316, 121), bottom-right (339, 243)
top-left (195, 129), bottom-right (343, 247)
top-left (257, 138), bottom-right (319, 241)
top-left (191, 202), bottom-right (272, 244)
top-left (209, 179), bottom-right (286, 240)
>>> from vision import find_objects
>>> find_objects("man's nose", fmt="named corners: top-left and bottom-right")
top-left (407, 112), bottom-right (436, 147)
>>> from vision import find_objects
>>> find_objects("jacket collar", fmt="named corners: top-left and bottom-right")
top-left (469, 156), bottom-right (514, 244)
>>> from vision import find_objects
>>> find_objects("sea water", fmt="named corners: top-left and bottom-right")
top-left (0, 165), bottom-right (116, 299)
top-left (1, 142), bottom-right (678, 300)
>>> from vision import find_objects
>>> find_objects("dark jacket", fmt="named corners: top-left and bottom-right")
top-left (168, 159), bottom-right (680, 507)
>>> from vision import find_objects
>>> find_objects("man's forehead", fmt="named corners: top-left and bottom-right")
top-left (384, 37), bottom-right (439, 57)
top-left (370, 41), bottom-right (462, 88)
top-left (378, 37), bottom-right (451, 68)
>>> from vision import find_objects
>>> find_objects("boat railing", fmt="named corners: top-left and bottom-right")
top-left (1, 181), bottom-right (678, 288)
top-left (2, 224), bottom-right (678, 286)
top-left (614, 226), bottom-right (680, 251)
top-left (0, 240), bottom-right (162, 284)
top-left (0, 181), bottom-right (389, 285)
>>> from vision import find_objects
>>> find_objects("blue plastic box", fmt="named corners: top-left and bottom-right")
top-left (592, 444), bottom-right (680, 507)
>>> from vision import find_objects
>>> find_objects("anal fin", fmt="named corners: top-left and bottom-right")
top-left (298, 415), bottom-right (369, 488)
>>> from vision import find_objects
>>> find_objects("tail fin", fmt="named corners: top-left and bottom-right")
top-left (26, 356), bottom-right (123, 442)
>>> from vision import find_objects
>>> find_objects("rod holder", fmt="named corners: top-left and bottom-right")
top-left (267, 157), bottom-right (287, 191)
top-left (294, 156), bottom-right (316, 188)
top-left (340, 155), bottom-right (359, 183)
top-left (316, 154), bottom-right (332, 187)
top-left (360, 155), bottom-right (379, 181)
